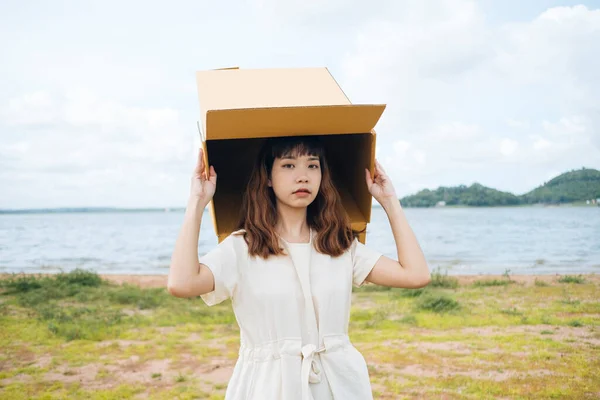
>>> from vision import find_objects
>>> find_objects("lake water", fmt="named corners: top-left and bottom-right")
top-left (0, 206), bottom-right (599, 276)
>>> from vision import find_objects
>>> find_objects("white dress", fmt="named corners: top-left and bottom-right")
top-left (199, 228), bottom-right (383, 400)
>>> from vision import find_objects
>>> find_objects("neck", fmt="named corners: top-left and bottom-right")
top-left (274, 202), bottom-right (309, 239)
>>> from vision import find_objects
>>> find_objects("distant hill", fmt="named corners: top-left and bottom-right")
top-left (520, 168), bottom-right (600, 205)
top-left (401, 167), bottom-right (600, 207)
top-left (401, 183), bottom-right (520, 207)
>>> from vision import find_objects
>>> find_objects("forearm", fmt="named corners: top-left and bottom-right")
top-left (381, 198), bottom-right (430, 279)
top-left (167, 199), bottom-right (206, 290)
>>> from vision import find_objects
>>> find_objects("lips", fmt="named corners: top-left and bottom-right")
top-left (293, 189), bottom-right (311, 194)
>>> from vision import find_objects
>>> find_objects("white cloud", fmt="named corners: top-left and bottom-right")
top-left (432, 122), bottom-right (481, 141)
top-left (499, 138), bottom-right (519, 156)
top-left (392, 140), bottom-right (411, 155)
top-left (414, 151), bottom-right (427, 165)
top-left (3, 90), bottom-right (59, 126)
top-left (0, 90), bottom-right (195, 208)
top-left (532, 137), bottom-right (552, 151)
top-left (542, 116), bottom-right (587, 136)
top-left (341, 2), bottom-right (600, 195)
top-left (506, 119), bottom-right (529, 129)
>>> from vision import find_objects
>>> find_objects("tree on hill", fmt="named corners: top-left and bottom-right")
top-left (400, 183), bottom-right (520, 207)
top-left (520, 167), bottom-right (600, 204)
top-left (400, 167), bottom-right (600, 207)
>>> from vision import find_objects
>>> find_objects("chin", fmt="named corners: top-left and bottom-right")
top-left (282, 197), bottom-right (315, 208)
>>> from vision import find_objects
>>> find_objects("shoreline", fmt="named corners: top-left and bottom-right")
top-left (1, 272), bottom-right (598, 289)
top-left (1, 202), bottom-right (599, 214)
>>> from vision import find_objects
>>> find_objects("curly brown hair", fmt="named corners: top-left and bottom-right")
top-left (233, 136), bottom-right (361, 259)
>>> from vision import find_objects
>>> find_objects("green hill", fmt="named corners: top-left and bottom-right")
top-left (400, 167), bottom-right (600, 207)
top-left (401, 183), bottom-right (520, 207)
top-left (520, 168), bottom-right (600, 204)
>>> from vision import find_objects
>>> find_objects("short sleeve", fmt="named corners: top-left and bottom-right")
top-left (198, 233), bottom-right (242, 306)
top-left (351, 237), bottom-right (383, 287)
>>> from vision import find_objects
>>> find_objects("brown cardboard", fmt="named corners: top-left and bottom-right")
top-left (195, 67), bottom-right (385, 244)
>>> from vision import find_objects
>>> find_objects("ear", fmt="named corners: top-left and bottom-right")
top-left (267, 179), bottom-right (272, 187)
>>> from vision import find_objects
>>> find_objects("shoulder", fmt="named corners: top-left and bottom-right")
top-left (223, 229), bottom-right (249, 253)
top-left (348, 236), bottom-right (377, 257)
top-left (348, 236), bottom-right (360, 252)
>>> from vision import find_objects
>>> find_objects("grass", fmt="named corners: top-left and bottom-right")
top-left (415, 292), bottom-right (461, 313)
top-left (558, 275), bottom-right (587, 284)
top-left (428, 267), bottom-right (460, 289)
top-left (0, 269), bottom-right (599, 399)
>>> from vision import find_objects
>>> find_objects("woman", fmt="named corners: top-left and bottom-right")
top-left (168, 136), bottom-right (430, 399)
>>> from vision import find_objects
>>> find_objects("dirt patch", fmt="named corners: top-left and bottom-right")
top-left (99, 274), bottom-right (169, 288)
top-left (408, 341), bottom-right (473, 354)
top-left (1, 373), bottom-right (33, 384)
top-left (460, 325), bottom-right (598, 342)
top-left (32, 354), bottom-right (53, 368)
top-left (375, 362), bottom-right (557, 382)
top-left (452, 367), bottom-right (556, 381)
top-left (97, 340), bottom-right (147, 349)
top-left (351, 298), bottom-right (379, 310)
top-left (199, 362), bottom-right (234, 385)
top-left (44, 363), bottom-right (105, 387)
top-left (378, 339), bottom-right (473, 354)
top-left (0, 354), bottom-right (230, 391)
top-left (398, 364), bottom-right (440, 378)
top-left (121, 308), bottom-right (154, 317)
top-left (184, 332), bottom-right (203, 342)
top-left (1, 346), bottom-right (39, 374)
top-left (155, 326), bottom-right (177, 334)
top-left (452, 273), bottom-right (600, 286)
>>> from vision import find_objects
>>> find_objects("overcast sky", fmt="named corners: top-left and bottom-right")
top-left (1, 0), bottom-right (599, 209)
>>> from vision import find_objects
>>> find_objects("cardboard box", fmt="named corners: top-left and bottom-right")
top-left (195, 67), bottom-right (386, 244)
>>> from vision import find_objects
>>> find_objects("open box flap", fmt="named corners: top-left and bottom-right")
top-left (205, 104), bottom-right (385, 140)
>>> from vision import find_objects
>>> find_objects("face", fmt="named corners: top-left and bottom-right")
top-left (268, 153), bottom-right (322, 208)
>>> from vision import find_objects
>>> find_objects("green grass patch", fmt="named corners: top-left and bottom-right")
top-left (558, 274), bottom-right (587, 284)
top-left (429, 267), bottom-right (460, 289)
top-left (415, 292), bottom-right (461, 313)
top-left (472, 278), bottom-right (515, 287)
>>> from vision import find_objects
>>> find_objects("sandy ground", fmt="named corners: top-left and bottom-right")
top-left (1, 272), bottom-right (598, 288)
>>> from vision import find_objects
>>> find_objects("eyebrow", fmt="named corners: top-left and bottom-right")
top-left (280, 156), bottom-right (320, 161)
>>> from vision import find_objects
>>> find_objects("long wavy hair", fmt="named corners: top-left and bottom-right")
top-left (233, 136), bottom-right (361, 259)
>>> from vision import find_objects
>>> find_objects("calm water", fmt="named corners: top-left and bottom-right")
top-left (0, 206), bottom-right (599, 276)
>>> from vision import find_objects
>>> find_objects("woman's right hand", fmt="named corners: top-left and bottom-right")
top-left (190, 147), bottom-right (217, 206)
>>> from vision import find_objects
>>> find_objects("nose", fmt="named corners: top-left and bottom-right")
top-left (296, 174), bottom-right (308, 183)
top-left (295, 165), bottom-right (310, 183)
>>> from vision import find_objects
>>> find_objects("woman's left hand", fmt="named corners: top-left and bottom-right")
top-left (365, 159), bottom-right (398, 205)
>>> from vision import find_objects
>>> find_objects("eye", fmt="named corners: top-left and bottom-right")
top-left (282, 164), bottom-right (294, 169)
top-left (309, 164), bottom-right (320, 169)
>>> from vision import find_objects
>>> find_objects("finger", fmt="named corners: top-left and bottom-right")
top-left (208, 165), bottom-right (217, 185)
top-left (376, 159), bottom-right (387, 175)
top-left (372, 163), bottom-right (380, 179)
top-left (195, 147), bottom-right (205, 175)
top-left (365, 168), bottom-right (373, 188)
top-left (375, 162), bottom-right (387, 179)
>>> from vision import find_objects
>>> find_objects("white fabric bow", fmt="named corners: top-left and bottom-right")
top-left (301, 343), bottom-right (327, 399)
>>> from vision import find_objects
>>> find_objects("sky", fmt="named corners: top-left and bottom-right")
top-left (1, 0), bottom-right (599, 209)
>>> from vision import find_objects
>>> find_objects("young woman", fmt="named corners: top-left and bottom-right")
top-left (168, 136), bottom-right (430, 400)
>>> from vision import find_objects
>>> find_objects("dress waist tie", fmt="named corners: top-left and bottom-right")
top-left (301, 343), bottom-right (326, 400)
